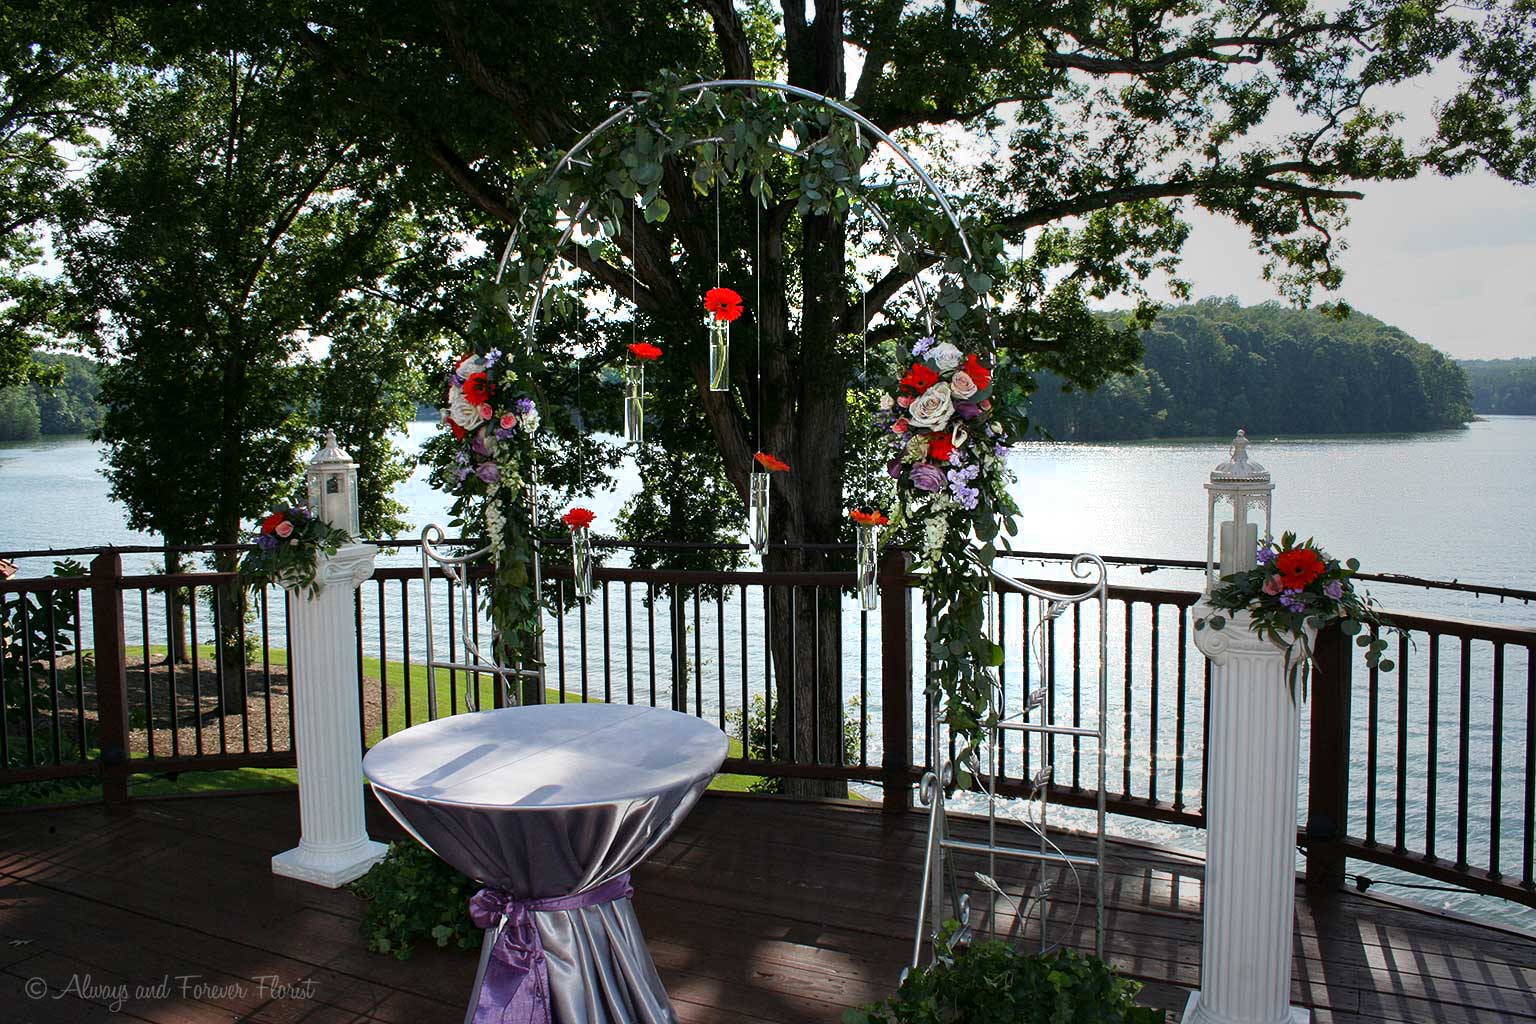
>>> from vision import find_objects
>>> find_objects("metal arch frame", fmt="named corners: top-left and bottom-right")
top-left (493, 77), bottom-right (979, 340)
top-left (911, 552), bottom-right (1110, 968)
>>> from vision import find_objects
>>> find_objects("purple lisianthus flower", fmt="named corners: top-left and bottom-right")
top-left (1323, 579), bottom-right (1344, 600)
top-left (470, 432), bottom-right (491, 457)
top-left (258, 534), bottom-right (278, 552)
top-left (1279, 590), bottom-right (1306, 613)
top-left (912, 336), bottom-right (936, 357)
top-left (953, 401), bottom-right (984, 421)
top-left (887, 459), bottom-right (903, 478)
top-left (475, 462), bottom-right (501, 485)
top-left (1255, 542), bottom-right (1276, 566)
top-left (909, 463), bottom-right (946, 492)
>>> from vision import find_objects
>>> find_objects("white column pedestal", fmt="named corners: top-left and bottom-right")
top-left (1187, 605), bottom-right (1312, 1024)
top-left (272, 543), bottom-right (387, 888)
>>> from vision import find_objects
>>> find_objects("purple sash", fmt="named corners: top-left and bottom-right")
top-left (467, 873), bottom-right (635, 1024)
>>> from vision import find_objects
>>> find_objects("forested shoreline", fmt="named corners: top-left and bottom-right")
top-left (1025, 299), bottom-right (1477, 441)
top-left (0, 353), bottom-right (103, 441)
top-left (1460, 358), bottom-right (1536, 415)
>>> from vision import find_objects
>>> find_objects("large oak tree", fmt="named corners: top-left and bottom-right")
top-left (111, 0), bottom-right (1536, 788)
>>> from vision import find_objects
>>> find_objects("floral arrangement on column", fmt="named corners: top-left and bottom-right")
top-left (425, 348), bottom-right (544, 671)
top-left (239, 503), bottom-right (349, 597)
top-left (1200, 531), bottom-right (1395, 696)
top-left (880, 335), bottom-right (1024, 737)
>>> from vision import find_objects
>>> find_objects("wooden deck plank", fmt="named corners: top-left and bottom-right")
top-left (0, 791), bottom-right (1530, 1024)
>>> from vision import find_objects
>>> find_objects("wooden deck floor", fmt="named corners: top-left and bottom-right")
top-left (0, 791), bottom-right (1531, 1023)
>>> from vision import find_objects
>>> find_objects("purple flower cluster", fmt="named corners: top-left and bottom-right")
top-left (1279, 591), bottom-right (1306, 613)
top-left (515, 398), bottom-right (535, 415)
top-left (258, 534), bottom-right (279, 552)
top-left (1256, 542), bottom-right (1276, 566)
top-left (1323, 579), bottom-right (1344, 600)
top-left (947, 463), bottom-right (980, 510)
top-left (911, 336), bottom-right (936, 357)
top-left (484, 348), bottom-right (503, 368)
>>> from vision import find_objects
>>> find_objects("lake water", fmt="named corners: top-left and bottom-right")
top-left (2, 416), bottom-right (1533, 928)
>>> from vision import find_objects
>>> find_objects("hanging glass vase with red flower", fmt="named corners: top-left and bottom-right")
top-left (624, 343), bottom-right (661, 444)
top-left (749, 452), bottom-right (790, 557)
top-left (850, 509), bottom-right (888, 611)
top-left (562, 507), bottom-right (596, 600)
top-left (704, 288), bottom-right (743, 393)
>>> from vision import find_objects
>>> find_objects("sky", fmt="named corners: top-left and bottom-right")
top-left (1160, 170), bottom-right (1536, 361)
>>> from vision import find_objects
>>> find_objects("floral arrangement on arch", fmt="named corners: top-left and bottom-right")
top-left (239, 503), bottom-right (350, 597)
top-left (1200, 532), bottom-right (1395, 697)
top-left (423, 347), bottom-right (545, 670)
top-left (879, 334), bottom-right (1024, 737)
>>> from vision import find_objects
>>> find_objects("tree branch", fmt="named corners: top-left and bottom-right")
top-left (698, 0), bottom-right (755, 80)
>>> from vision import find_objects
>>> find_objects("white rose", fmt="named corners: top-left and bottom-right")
top-left (950, 370), bottom-right (978, 400)
top-left (927, 342), bottom-right (962, 371)
top-left (520, 406), bottom-right (541, 434)
top-left (879, 393), bottom-right (894, 411)
top-left (449, 390), bottom-right (485, 430)
top-left (906, 382), bottom-right (954, 430)
top-left (457, 355), bottom-right (486, 377)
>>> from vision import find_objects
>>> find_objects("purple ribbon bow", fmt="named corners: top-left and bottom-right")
top-left (467, 873), bottom-right (635, 1024)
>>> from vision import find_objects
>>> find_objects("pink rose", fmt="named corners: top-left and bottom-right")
top-left (979, 399), bottom-right (991, 410)
top-left (500, 413), bottom-right (517, 429)
top-left (478, 403), bottom-right (494, 420)
top-left (1262, 574), bottom-right (1284, 596)
top-left (274, 520), bottom-right (294, 539)
top-left (950, 370), bottom-right (978, 400)
top-left (896, 395), bottom-right (912, 408)
top-left (892, 417), bottom-right (909, 434)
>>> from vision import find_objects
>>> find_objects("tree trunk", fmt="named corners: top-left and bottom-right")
top-left (163, 549), bottom-right (190, 664)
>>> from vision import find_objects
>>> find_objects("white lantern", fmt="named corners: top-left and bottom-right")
top-left (1204, 429), bottom-right (1273, 593)
top-left (307, 429), bottom-right (360, 537)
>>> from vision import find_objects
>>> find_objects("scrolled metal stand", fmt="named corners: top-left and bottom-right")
top-left (910, 553), bottom-right (1109, 972)
top-left (420, 522), bottom-right (545, 710)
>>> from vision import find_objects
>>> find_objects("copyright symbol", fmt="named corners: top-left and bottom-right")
top-left (23, 976), bottom-right (48, 999)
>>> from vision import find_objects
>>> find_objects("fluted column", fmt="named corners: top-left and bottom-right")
top-left (271, 543), bottom-right (387, 887)
top-left (1186, 606), bottom-right (1312, 1024)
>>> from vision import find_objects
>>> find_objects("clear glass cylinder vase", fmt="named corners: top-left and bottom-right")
top-left (623, 362), bottom-right (645, 444)
top-left (708, 318), bottom-right (729, 392)
top-left (748, 471), bottom-right (770, 556)
top-left (855, 523), bottom-right (879, 611)
top-left (570, 526), bottom-right (594, 600)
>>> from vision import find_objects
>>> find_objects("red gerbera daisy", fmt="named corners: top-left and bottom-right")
top-left (260, 512), bottom-right (286, 535)
top-left (462, 372), bottom-right (494, 405)
top-left (628, 342), bottom-right (663, 361)
top-left (754, 452), bottom-right (791, 472)
top-left (961, 353), bottom-right (991, 391)
top-left (900, 363), bottom-right (940, 394)
top-left (927, 433), bottom-right (955, 463)
top-left (849, 509), bottom-right (889, 526)
top-left (704, 287), bottom-right (744, 323)
top-left (561, 507), bottom-right (596, 530)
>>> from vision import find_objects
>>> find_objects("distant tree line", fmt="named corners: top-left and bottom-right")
top-left (0, 352), bottom-right (103, 441)
top-left (1025, 299), bottom-right (1474, 440)
top-left (1458, 358), bottom-right (1536, 415)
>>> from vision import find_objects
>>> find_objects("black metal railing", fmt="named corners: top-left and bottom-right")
top-left (1, 540), bottom-right (1532, 913)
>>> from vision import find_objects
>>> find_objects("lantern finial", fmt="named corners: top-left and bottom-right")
top-left (1211, 428), bottom-right (1269, 483)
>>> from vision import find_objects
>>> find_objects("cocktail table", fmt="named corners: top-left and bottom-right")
top-left (362, 703), bottom-right (728, 1024)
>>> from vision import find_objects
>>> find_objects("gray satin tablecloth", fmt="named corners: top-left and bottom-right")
top-left (362, 704), bottom-right (728, 1024)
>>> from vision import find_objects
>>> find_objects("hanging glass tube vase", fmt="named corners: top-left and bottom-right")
top-left (623, 362), bottom-right (645, 444)
top-left (569, 524), bottom-right (594, 600)
top-left (708, 318), bottom-right (730, 392)
top-left (748, 471), bottom-right (770, 556)
top-left (855, 523), bottom-right (879, 611)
